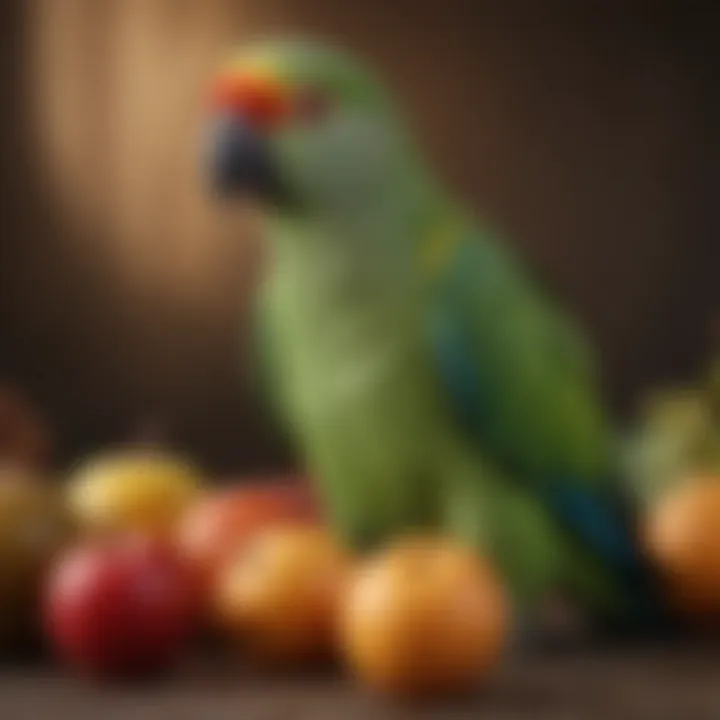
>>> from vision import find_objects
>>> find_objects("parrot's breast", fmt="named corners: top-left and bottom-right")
top-left (264, 238), bottom-right (446, 547)
top-left (280, 289), bottom-right (432, 427)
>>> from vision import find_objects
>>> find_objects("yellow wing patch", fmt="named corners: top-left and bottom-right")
top-left (419, 220), bottom-right (461, 278)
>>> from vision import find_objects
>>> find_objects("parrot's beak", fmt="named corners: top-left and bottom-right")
top-left (206, 114), bottom-right (288, 206)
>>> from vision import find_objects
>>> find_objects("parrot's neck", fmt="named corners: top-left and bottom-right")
top-left (268, 163), bottom-right (461, 291)
top-left (261, 164), bottom-right (452, 422)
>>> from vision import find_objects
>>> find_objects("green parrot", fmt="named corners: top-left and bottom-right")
top-left (204, 39), bottom-right (659, 626)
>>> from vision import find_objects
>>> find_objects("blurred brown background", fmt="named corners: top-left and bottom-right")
top-left (0, 0), bottom-right (717, 473)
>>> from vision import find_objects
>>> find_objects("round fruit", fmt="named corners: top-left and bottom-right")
top-left (177, 480), bottom-right (319, 588)
top-left (0, 467), bottom-right (74, 654)
top-left (624, 364), bottom-right (720, 507)
top-left (339, 536), bottom-right (509, 697)
top-left (67, 449), bottom-right (202, 538)
top-left (44, 536), bottom-right (198, 677)
top-left (0, 385), bottom-right (52, 470)
top-left (214, 526), bottom-right (350, 666)
top-left (644, 475), bottom-right (720, 618)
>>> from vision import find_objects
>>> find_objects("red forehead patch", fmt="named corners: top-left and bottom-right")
top-left (209, 72), bottom-right (290, 129)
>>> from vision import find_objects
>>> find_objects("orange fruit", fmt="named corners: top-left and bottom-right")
top-left (176, 480), bottom-right (319, 591)
top-left (644, 475), bottom-right (720, 618)
top-left (339, 536), bottom-right (509, 697)
top-left (214, 526), bottom-right (350, 666)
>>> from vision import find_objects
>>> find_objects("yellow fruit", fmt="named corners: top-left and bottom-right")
top-left (339, 536), bottom-right (509, 697)
top-left (644, 475), bottom-right (720, 618)
top-left (67, 449), bottom-right (202, 538)
top-left (0, 466), bottom-right (75, 652)
top-left (214, 526), bottom-right (351, 666)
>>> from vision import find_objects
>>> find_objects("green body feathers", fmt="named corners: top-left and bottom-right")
top-left (209, 39), bottom-right (654, 622)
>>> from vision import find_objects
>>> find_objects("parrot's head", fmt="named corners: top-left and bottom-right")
top-left (205, 39), bottom-right (414, 216)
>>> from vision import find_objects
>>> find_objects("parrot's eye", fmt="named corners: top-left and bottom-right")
top-left (292, 87), bottom-right (333, 124)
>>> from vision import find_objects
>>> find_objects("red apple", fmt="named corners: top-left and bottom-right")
top-left (0, 385), bottom-right (52, 471)
top-left (176, 477), bottom-right (320, 591)
top-left (44, 536), bottom-right (198, 678)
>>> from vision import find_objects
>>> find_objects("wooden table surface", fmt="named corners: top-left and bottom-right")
top-left (2, 645), bottom-right (719, 720)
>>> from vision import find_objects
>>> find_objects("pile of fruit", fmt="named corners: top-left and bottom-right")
top-left (0, 420), bottom-right (508, 698)
top-left (1, 362), bottom-right (720, 700)
top-left (626, 363), bottom-right (720, 621)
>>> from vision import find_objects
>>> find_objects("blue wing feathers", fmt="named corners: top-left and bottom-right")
top-left (546, 484), bottom-right (641, 571)
top-left (429, 237), bottom-right (642, 575)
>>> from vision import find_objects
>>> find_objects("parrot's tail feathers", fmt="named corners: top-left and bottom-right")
top-left (547, 485), bottom-right (642, 572)
top-left (547, 483), bottom-right (677, 631)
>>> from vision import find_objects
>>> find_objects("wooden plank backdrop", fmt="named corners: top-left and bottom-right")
top-left (0, 0), bottom-right (717, 472)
